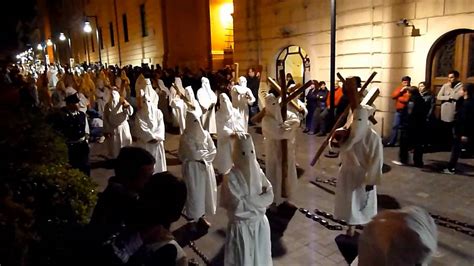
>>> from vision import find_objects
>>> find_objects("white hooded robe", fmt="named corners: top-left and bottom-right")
top-left (179, 112), bottom-right (217, 220)
top-left (197, 77), bottom-right (217, 134)
top-left (261, 94), bottom-right (300, 204)
top-left (214, 93), bottom-right (245, 175)
top-left (103, 90), bottom-right (133, 159)
top-left (333, 104), bottom-right (382, 225)
top-left (95, 85), bottom-right (110, 117)
top-left (221, 135), bottom-right (273, 266)
top-left (184, 86), bottom-right (202, 119)
top-left (135, 81), bottom-right (167, 173)
top-left (169, 77), bottom-right (187, 134)
top-left (231, 76), bottom-right (256, 132)
top-left (157, 79), bottom-right (174, 126)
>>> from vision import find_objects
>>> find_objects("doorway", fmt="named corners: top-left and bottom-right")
top-left (276, 45), bottom-right (308, 84)
top-left (427, 29), bottom-right (474, 100)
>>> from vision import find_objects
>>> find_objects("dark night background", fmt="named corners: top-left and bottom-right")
top-left (0, 0), bottom-right (37, 56)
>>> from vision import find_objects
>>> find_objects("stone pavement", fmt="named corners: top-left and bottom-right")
top-left (90, 125), bottom-right (474, 266)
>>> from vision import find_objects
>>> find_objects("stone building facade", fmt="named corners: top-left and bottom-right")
top-left (233, 0), bottom-right (474, 137)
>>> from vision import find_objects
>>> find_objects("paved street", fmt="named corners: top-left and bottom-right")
top-left (90, 125), bottom-right (474, 266)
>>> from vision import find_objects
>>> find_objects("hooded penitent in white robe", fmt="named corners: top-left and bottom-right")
top-left (47, 65), bottom-right (59, 88)
top-left (332, 104), bottom-right (382, 225)
top-left (231, 76), bottom-right (256, 132)
top-left (103, 90), bottom-right (133, 159)
top-left (261, 94), bottom-right (300, 204)
top-left (169, 78), bottom-right (187, 133)
top-left (221, 134), bottom-right (274, 266)
top-left (184, 85), bottom-right (202, 119)
top-left (135, 82), bottom-right (167, 173)
top-left (95, 85), bottom-right (110, 117)
top-left (157, 79), bottom-right (173, 126)
top-left (214, 93), bottom-right (245, 175)
top-left (197, 77), bottom-right (217, 134)
top-left (358, 206), bottom-right (437, 266)
top-left (178, 112), bottom-right (217, 220)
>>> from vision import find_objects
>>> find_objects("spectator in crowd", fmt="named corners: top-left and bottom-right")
top-left (311, 81), bottom-right (329, 136)
top-left (437, 70), bottom-right (464, 148)
top-left (443, 83), bottom-right (474, 174)
top-left (393, 86), bottom-right (427, 167)
top-left (246, 67), bottom-right (261, 125)
top-left (386, 76), bottom-right (411, 147)
top-left (357, 206), bottom-right (437, 266)
top-left (419, 81), bottom-right (436, 149)
top-left (286, 73), bottom-right (295, 88)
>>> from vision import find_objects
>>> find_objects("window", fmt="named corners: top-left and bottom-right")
top-left (122, 13), bottom-right (129, 42)
top-left (109, 22), bottom-right (115, 47)
top-left (140, 4), bottom-right (148, 37)
top-left (99, 27), bottom-right (104, 49)
top-left (90, 35), bottom-right (95, 52)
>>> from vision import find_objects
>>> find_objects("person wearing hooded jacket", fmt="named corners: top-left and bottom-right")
top-left (178, 112), bottom-right (217, 223)
top-left (231, 76), bottom-right (256, 132)
top-left (221, 134), bottom-right (274, 266)
top-left (103, 87), bottom-right (134, 159)
top-left (135, 78), bottom-right (167, 173)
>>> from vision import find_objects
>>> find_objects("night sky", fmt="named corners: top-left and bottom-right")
top-left (0, 0), bottom-right (37, 55)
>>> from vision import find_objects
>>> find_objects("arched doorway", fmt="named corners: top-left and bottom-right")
top-left (427, 29), bottom-right (474, 98)
top-left (276, 45), bottom-right (308, 84)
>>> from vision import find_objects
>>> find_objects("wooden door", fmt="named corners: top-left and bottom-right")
top-left (429, 31), bottom-right (474, 117)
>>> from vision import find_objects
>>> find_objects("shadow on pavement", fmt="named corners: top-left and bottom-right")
top-left (91, 158), bottom-right (116, 169)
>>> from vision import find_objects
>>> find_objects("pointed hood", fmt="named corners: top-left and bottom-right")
top-left (264, 93), bottom-right (283, 123)
top-left (232, 134), bottom-right (263, 195)
top-left (183, 111), bottom-right (206, 142)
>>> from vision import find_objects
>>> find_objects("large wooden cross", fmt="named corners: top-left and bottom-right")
top-left (310, 72), bottom-right (378, 166)
top-left (250, 78), bottom-right (315, 124)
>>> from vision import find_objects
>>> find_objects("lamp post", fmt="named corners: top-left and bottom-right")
top-left (36, 42), bottom-right (48, 72)
top-left (83, 15), bottom-right (102, 65)
top-left (59, 32), bottom-right (73, 66)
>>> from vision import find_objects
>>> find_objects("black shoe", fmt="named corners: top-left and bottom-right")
top-left (303, 129), bottom-right (309, 133)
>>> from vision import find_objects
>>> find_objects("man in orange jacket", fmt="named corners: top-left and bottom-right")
top-left (386, 76), bottom-right (411, 146)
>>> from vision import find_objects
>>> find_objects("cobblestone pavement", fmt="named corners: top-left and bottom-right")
top-left (90, 125), bottom-right (474, 266)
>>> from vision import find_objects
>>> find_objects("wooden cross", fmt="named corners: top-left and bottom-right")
top-left (310, 72), bottom-right (378, 166)
top-left (250, 78), bottom-right (315, 123)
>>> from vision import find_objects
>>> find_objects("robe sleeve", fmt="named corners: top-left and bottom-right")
top-left (156, 110), bottom-right (165, 142)
top-left (364, 132), bottom-right (383, 185)
top-left (202, 133), bottom-right (217, 163)
top-left (178, 137), bottom-right (207, 162)
top-left (136, 116), bottom-right (157, 142)
top-left (243, 170), bottom-right (274, 209)
top-left (246, 88), bottom-right (256, 105)
top-left (262, 118), bottom-right (296, 140)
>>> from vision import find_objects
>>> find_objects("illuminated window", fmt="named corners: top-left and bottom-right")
top-left (123, 14), bottom-right (129, 42)
top-left (109, 22), bottom-right (115, 47)
top-left (140, 4), bottom-right (148, 37)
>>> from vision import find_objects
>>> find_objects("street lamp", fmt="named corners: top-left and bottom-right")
top-left (37, 43), bottom-right (43, 51)
top-left (83, 21), bottom-right (92, 33)
top-left (83, 16), bottom-right (102, 64)
top-left (59, 32), bottom-right (66, 41)
top-left (58, 32), bottom-right (73, 66)
top-left (47, 39), bottom-right (53, 46)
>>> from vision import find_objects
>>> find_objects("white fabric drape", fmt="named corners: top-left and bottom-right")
top-left (135, 86), bottom-right (167, 173)
top-left (214, 93), bottom-right (245, 174)
top-left (103, 90), bottom-right (133, 159)
top-left (179, 112), bottom-right (217, 220)
top-left (333, 104), bottom-right (382, 225)
top-left (221, 135), bottom-right (273, 266)
top-left (231, 76), bottom-right (256, 132)
top-left (197, 77), bottom-right (217, 134)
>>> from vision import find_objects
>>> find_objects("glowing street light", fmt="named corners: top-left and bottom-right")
top-left (59, 32), bottom-right (66, 41)
top-left (47, 39), bottom-right (53, 46)
top-left (83, 21), bottom-right (92, 33)
top-left (37, 44), bottom-right (43, 50)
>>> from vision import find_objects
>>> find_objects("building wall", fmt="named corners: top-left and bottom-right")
top-left (82, 0), bottom-right (166, 67)
top-left (233, 0), bottom-right (474, 137)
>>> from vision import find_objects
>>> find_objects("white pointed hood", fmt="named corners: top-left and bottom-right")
top-left (174, 77), bottom-right (186, 95)
top-left (340, 104), bottom-right (375, 151)
top-left (183, 111), bottom-right (206, 143)
top-left (264, 93), bottom-right (283, 124)
top-left (235, 76), bottom-right (248, 94)
top-left (111, 89), bottom-right (121, 107)
top-left (232, 134), bottom-right (263, 195)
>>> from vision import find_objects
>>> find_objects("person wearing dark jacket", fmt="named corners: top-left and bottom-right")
top-left (419, 82), bottom-right (436, 149)
top-left (443, 83), bottom-right (474, 174)
top-left (393, 86), bottom-right (427, 167)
